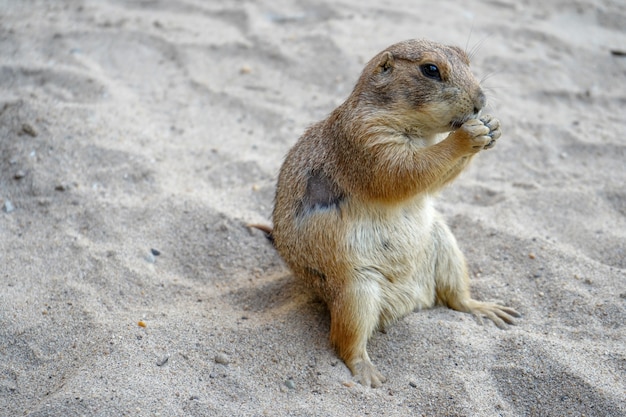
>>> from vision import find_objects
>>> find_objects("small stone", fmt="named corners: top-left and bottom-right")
top-left (137, 320), bottom-right (147, 328)
top-left (14, 170), bottom-right (26, 179)
top-left (215, 353), bottom-right (230, 365)
top-left (21, 123), bottom-right (38, 137)
top-left (145, 252), bottom-right (156, 263)
top-left (284, 379), bottom-right (295, 390)
top-left (528, 253), bottom-right (536, 259)
top-left (151, 248), bottom-right (161, 256)
top-left (156, 354), bottom-right (169, 366)
top-left (55, 183), bottom-right (69, 191)
top-left (240, 65), bottom-right (252, 74)
top-left (409, 381), bottom-right (417, 388)
top-left (3, 200), bottom-right (15, 213)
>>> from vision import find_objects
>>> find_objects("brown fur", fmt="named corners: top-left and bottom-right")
top-left (269, 39), bottom-right (520, 387)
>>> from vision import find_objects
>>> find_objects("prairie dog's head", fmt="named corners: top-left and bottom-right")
top-left (353, 39), bottom-right (486, 136)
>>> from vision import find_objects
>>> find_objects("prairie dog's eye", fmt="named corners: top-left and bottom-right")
top-left (420, 64), bottom-right (442, 81)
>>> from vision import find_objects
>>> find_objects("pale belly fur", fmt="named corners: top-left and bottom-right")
top-left (342, 195), bottom-right (440, 326)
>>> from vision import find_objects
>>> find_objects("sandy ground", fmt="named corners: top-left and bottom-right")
top-left (1, 0), bottom-right (625, 416)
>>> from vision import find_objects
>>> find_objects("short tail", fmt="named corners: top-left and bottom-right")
top-left (246, 223), bottom-right (274, 245)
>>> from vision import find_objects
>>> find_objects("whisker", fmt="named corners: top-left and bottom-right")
top-left (480, 69), bottom-right (505, 84)
top-left (465, 23), bottom-right (475, 56)
top-left (482, 85), bottom-right (514, 92)
top-left (468, 34), bottom-right (492, 61)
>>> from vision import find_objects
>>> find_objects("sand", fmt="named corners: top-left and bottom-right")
top-left (1, 0), bottom-right (625, 416)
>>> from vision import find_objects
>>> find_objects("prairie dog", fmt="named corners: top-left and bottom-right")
top-left (269, 39), bottom-right (519, 387)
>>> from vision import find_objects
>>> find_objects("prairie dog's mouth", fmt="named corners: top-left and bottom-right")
top-left (450, 120), bottom-right (465, 129)
top-left (450, 111), bottom-right (481, 130)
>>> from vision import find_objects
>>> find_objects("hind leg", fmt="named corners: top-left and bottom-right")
top-left (431, 217), bottom-right (520, 328)
top-left (328, 279), bottom-right (387, 387)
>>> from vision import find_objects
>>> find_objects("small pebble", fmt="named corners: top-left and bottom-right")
top-left (528, 253), bottom-right (536, 259)
top-left (284, 379), bottom-right (295, 390)
top-left (409, 381), bottom-right (417, 388)
top-left (3, 200), bottom-right (15, 213)
top-left (156, 355), bottom-right (169, 367)
top-left (240, 65), bottom-right (252, 74)
top-left (151, 248), bottom-right (161, 256)
top-left (14, 170), bottom-right (25, 180)
top-left (215, 353), bottom-right (230, 365)
top-left (138, 320), bottom-right (147, 328)
top-left (145, 252), bottom-right (156, 263)
top-left (21, 123), bottom-right (38, 137)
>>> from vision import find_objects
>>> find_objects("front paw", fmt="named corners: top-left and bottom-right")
top-left (479, 115), bottom-right (501, 149)
top-left (458, 115), bottom-right (501, 151)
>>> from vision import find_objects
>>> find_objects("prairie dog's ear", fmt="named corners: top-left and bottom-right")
top-left (376, 51), bottom-right (395, 73)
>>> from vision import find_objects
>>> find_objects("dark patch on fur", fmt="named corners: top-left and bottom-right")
top-left (301, 170), bottom-right (344, 213)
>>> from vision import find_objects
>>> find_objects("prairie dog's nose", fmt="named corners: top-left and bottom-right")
top-left (474, 89), bottom-right (486, 114)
